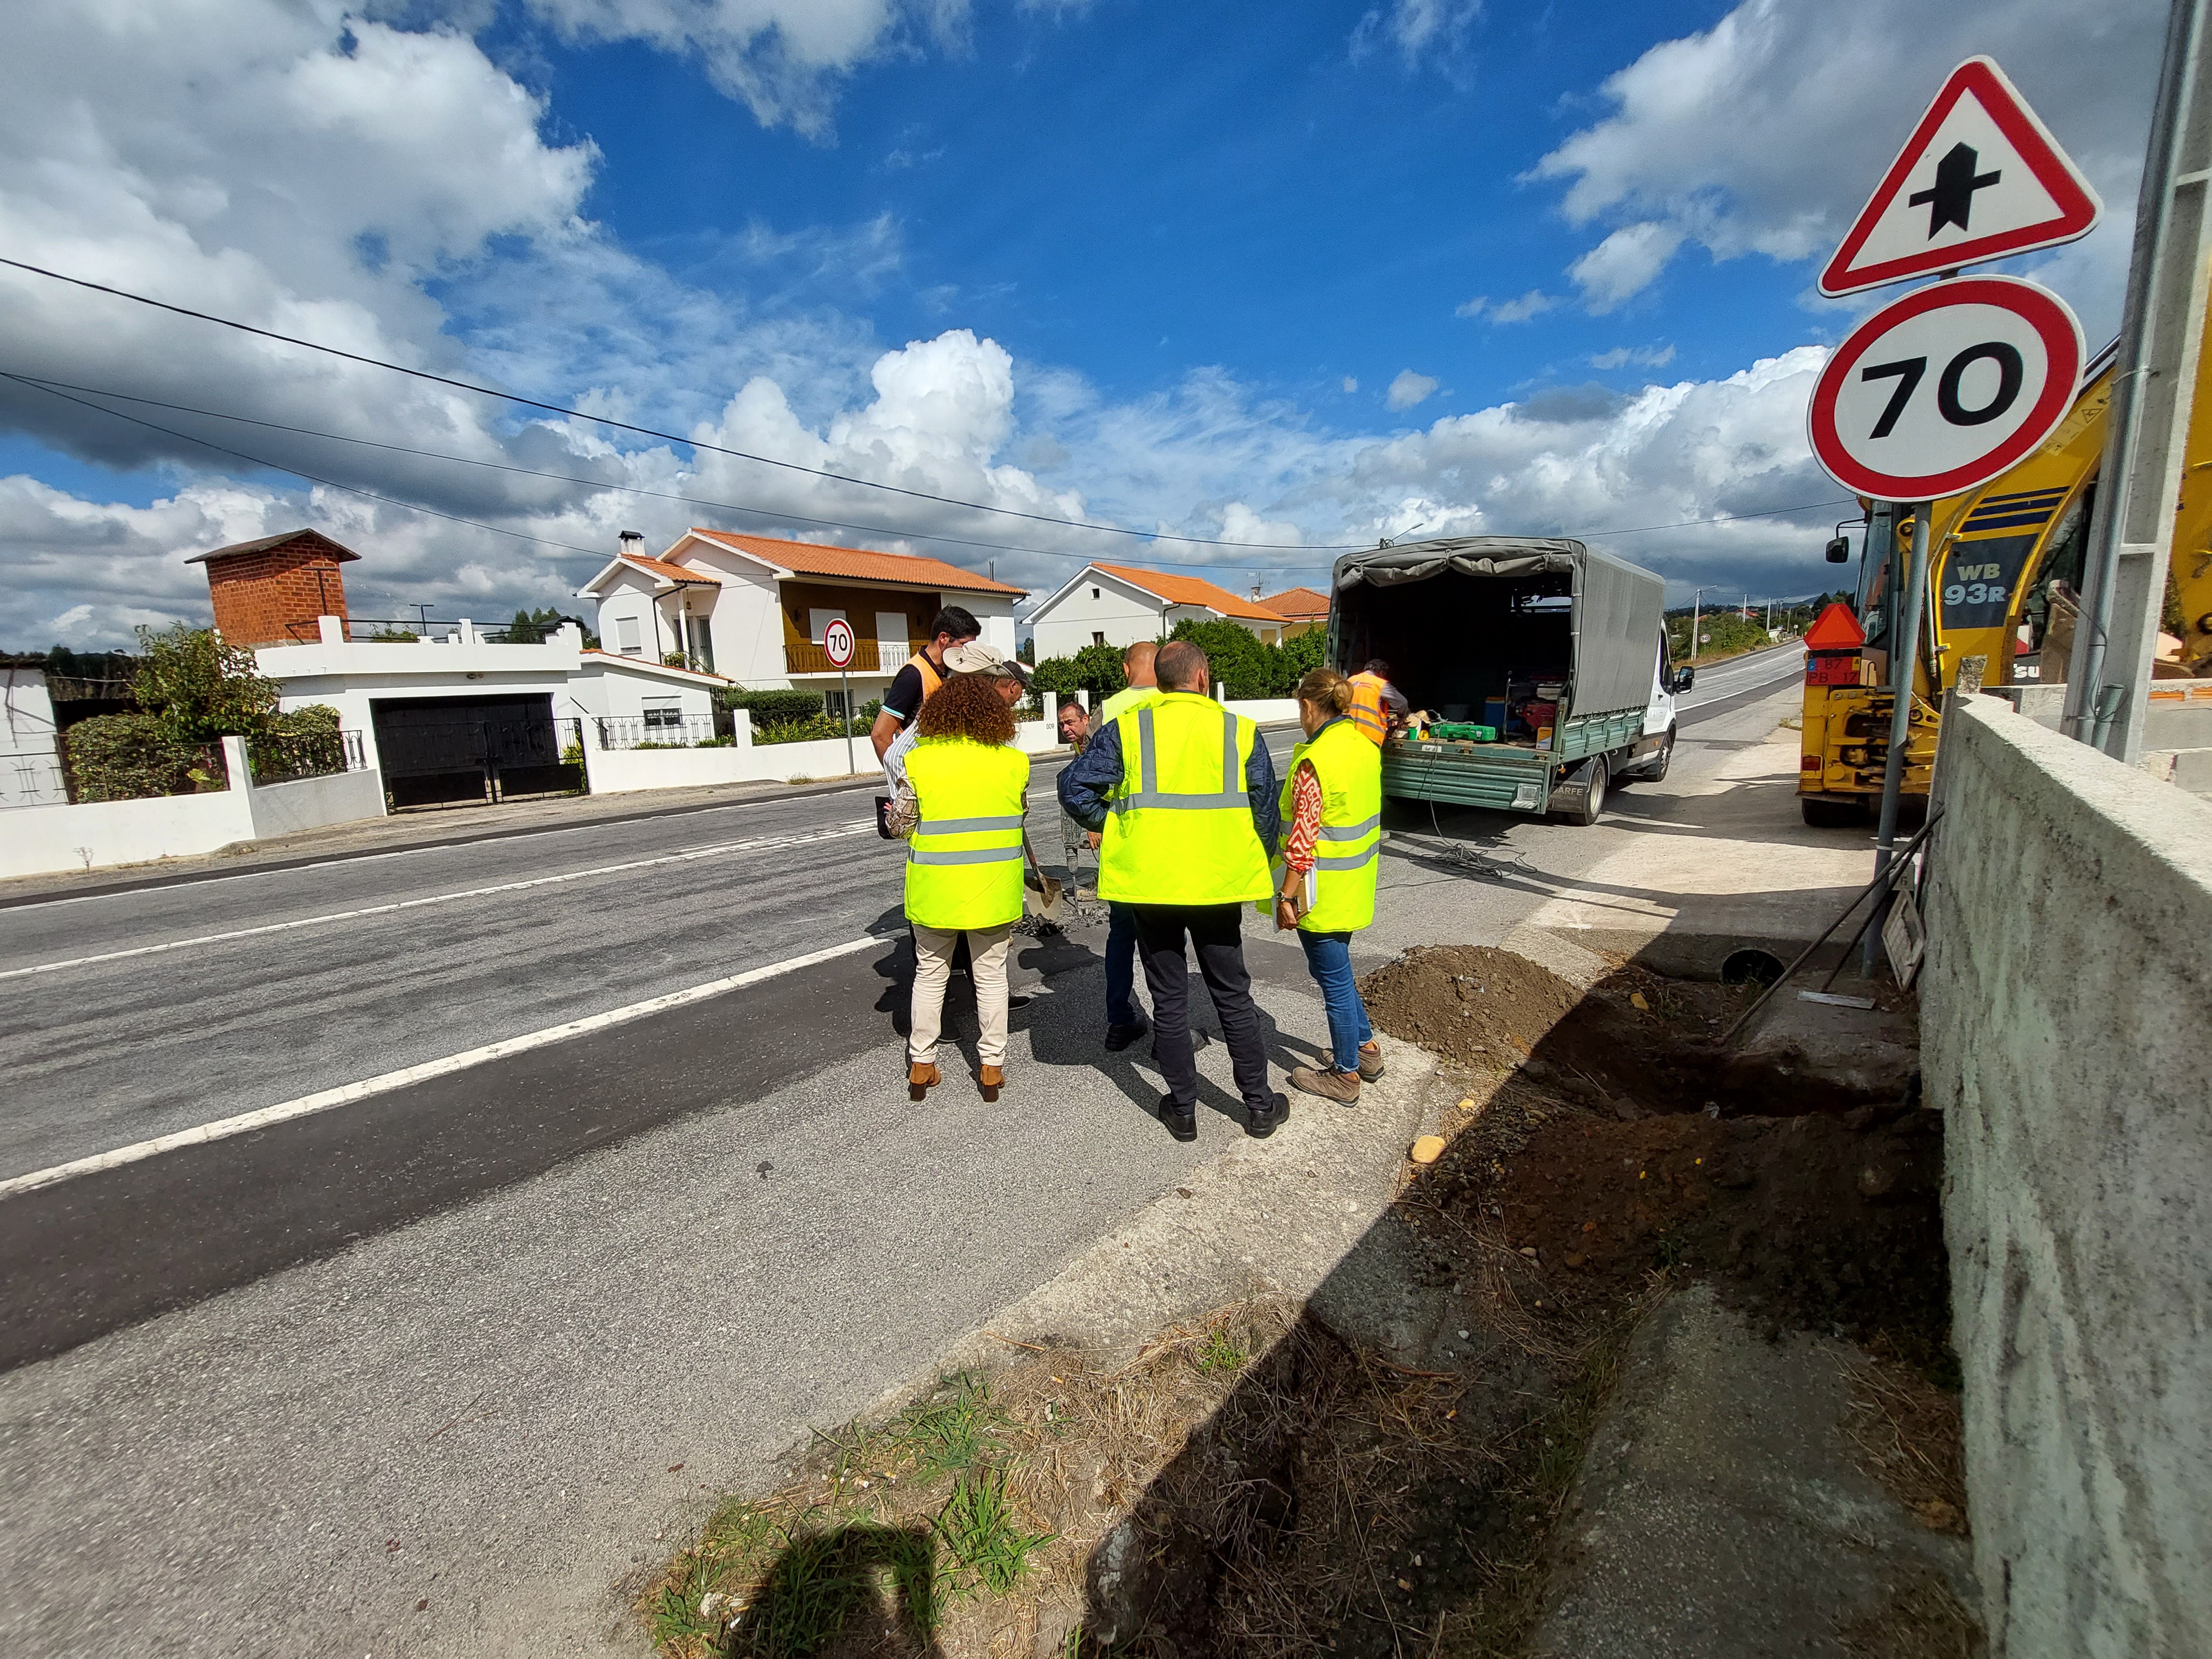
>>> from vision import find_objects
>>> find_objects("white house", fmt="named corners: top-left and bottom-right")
top-left (577, 528), bottom-right (1027, 717)
top-left (1024, 562), bottom-right (1288, 661)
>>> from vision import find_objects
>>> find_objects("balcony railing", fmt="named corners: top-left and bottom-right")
top-left (785, 638), bottom-right (893, 675)
top-left (248, 728), bottom-right (369, 785)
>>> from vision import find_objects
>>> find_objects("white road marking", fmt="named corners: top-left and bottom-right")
top-left (0, 935), bottom-right (885, 1201)
top-left (0, 821), bottom-right (877, 980)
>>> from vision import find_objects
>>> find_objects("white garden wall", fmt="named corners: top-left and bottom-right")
top-left (0, 736), bottom-right (388, 880)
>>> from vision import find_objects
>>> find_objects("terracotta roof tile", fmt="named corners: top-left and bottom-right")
top-left (688, 529), bottom-right (1026, 596)
top-left (623, 553), bottom-right (721, 586)
top-left (1257, 586), bottom-right (1330, 620)
top-left (185, 528), bottom-right (361, 565)
top-left (1091, 562), bottom-right (1285, 623)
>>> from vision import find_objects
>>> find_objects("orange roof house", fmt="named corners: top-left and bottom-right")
top-left (1257, 585), bottom-right (1331, 638)
top-left (1025, 561), bottom-right (1290, 660)
top-left (576, 528), bottom-right (1026, 691)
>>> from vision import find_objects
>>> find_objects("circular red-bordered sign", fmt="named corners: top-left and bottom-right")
top-left (1807, 275), bottom-right (2083, 501)
top-left (821, 617), bottom-right (855, 668)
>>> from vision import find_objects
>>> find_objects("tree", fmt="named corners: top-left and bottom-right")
top-left (1030, 642), bottom-right (1128, 702)
top-left (132, 623), bottom-right (280, 742)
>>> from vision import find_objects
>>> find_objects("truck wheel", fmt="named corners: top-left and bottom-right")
top-left (1561, 757), bottom-right (1609, 826)
top-left (1620, 727), bottom-right (1674, 785)
top-left (1801, 796), bottom-right (1869, 828)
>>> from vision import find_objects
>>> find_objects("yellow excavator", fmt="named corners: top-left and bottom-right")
top-left (1798, 330), bottom-right (2212, 825)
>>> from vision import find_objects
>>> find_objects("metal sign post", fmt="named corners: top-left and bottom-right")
top-left (822, 618), bottom-right (858, 776)
top-left (1867, 501), bottom-right (1934, 970)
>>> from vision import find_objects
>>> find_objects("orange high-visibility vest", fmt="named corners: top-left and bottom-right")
top-left (904, 651), bottom-right (944, 709)
top-left (1348, 672), bottom-right (1389, 746)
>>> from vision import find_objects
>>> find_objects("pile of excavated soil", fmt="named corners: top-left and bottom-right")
top-left (1359, 945), bottom-right (1584, 1070)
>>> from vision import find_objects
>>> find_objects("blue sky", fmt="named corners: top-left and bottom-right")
top-left (0, 0), bottom-right (2165, 646)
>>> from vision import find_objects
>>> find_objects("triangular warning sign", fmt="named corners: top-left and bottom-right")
top-left (1819, 57), bottom-right (2100, 297)
top-left (1804, 603), bottom-right (1866, 652)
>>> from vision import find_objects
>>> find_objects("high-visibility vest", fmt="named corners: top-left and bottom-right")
top-left (1275, 717), bottom-right (1382, 933)
top-left (903, 651), bottom-right (945, 713)
top-left (1348, 672), bottom-right (1390, 745)
top-left (904, 738), bottom-right (1030, 930)
top-left (1096, 693), bottom-right (1272, 905)
top-left (1096, 682), bottom-right (1160, 723)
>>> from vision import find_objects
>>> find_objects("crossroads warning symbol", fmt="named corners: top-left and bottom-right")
top-left (1818, 57), bottom-right (2101, 298)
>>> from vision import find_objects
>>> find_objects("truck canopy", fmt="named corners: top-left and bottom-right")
top-left (1329, 536), bottom-right (1666, 723)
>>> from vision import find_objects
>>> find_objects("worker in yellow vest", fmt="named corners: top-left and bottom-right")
top-left (901, 663), bottom-right (1030, 1105)
top-left (1270, 667), bottom-right (1386, 1103)
top-left (1347, 659), bottom-right (1407, 746)
top-left (1058, 640), bottom-right (1288, 1142)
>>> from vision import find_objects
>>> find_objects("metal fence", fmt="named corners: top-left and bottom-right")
top-left (594, 713), bottom-right (726, 749)
top-left (249, 728), bottom-right (368, 785)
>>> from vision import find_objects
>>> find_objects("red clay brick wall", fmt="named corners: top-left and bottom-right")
top-left (205, 542), bottom-right (351, 646)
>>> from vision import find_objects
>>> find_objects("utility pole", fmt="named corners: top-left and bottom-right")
top-left (2065, 0), bottom-right (2212, 759)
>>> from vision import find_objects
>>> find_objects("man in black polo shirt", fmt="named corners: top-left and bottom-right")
top-left (870, 606), bottom-right (980, 761)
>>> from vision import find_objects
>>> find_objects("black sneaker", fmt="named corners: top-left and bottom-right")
top-left (1104, 1016), bottom-right (1151, 1052)
top-left (1161, 1098), bottom-right (1198, 1142)
top-left (1244, 1093), bottom-right (1291, 1139)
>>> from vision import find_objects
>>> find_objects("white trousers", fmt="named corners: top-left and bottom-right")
top-left (909, 923), bottom-right (1014, 1066)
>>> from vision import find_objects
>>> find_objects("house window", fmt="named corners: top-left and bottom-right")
top-left (1091, 587), bottom-right (1100, 600)
top-left (807, 607), bottom-right (848, 643)
top-left (616, 615), bottom-right (643, 656)
top-left (1092, 632), bottom-right (1106, 648)
top-left (642, 699), bottom-right (683, 733)
top-left (686, 614), bottom-right (714, 672)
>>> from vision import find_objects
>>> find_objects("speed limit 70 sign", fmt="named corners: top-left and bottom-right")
top-left (1807, 275), bottom-right (2083, 501)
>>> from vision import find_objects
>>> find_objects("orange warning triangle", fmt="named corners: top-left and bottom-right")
top-left (1804, 603), bottom-right (1866, 651)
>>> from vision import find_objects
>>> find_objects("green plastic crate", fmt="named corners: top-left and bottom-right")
top-left (1426, 721), bottom-right (1498, 742)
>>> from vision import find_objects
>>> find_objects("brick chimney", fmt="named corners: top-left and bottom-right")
top-left (185, 529), bottom-right (361, 646)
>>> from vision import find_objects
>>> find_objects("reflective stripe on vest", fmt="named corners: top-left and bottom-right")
top-left (1348, 673), bottom-right (1388, 745)
top-left (1281, 718), bottom-right (1383, 931)
top-left (903, 739), bottom-right (1029, 928)
top-left (1095, 693), bottom-right (1272, 906)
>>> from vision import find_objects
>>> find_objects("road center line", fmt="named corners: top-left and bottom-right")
top-left (0, 935), bottom-right (886, 1201)
top-left (0, 821), bottom-right (877, 980)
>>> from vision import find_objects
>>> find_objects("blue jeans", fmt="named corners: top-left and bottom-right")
top-left (1105, 901), bottom-right (1141, 1027)
top-left (1298, 929), bottom-right (1373, 1074)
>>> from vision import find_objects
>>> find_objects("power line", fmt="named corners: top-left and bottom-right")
top-left (1, 371), bottom-right (1335, 576)
top-left (0, 255), bottom-right (1348, 551)
top-left (1577, 498), bottom-right (1859, 538)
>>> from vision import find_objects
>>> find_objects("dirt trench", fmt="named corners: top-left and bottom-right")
top-left (645, 945), bottom-right (1963, 1659)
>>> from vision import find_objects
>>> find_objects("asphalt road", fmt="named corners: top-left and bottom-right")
top-left (0, 649), bottom-right (1805, 1656)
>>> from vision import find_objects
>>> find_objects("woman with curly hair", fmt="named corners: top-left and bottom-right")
top-left (901, 659), bottom-right (1030, 1103)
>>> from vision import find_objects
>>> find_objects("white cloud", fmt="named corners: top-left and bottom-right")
top-left (1350, 0), bottom-right (1484, 72)
top-left (1590, 343), bottom-right (1677, 371)
top-left (1387, 371), bottom-right (1439, 411)
top-left (1342, 377), bottom-right (1359, 394)
top-left (1568, 222), bottom-right (1687, 312)
top-left (1456, 290), bottom-right (1563, 324)
top-left (1530, 0), bottom-right (2164, 333)
top-left (518, 0), bottom-right (963, 138)
top-left (1216, 503), bottom-right (1302, 547)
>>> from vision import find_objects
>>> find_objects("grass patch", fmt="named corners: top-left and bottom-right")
top-left (933, 1468), bottom-right (1054, 1594)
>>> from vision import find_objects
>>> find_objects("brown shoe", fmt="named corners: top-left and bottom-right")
top-left (1357, 1042), bottom-right (1386, 1082)
top-left (908, 1060), bottom-right (941, 1102)
top-left (978, 1063), bottom-right (1005, 1102)
top-left (1290, 1066), bottom-right (1360, 1104)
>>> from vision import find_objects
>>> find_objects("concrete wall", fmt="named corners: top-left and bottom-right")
top-left (243, 764), bottom-right (388, 839)
top-left (1921, 696), bottom-right (2212, 1658)
top-left (2, 669), bottom-right (66, 807)
top-left (0, 735), bottom-right (385, 878)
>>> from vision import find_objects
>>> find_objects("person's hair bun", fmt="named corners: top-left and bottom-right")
top-left (1295, 667), bottom-right (1354, 715)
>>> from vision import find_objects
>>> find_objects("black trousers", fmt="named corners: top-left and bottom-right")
top-left (1131, 904), bottom-right (1273, 1110)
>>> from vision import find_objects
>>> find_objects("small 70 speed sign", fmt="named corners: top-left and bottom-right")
top-left (1807, 275), bottom-right (2083, 502)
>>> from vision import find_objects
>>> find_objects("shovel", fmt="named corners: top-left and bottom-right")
top-left (1021, 833), bottom-right (1065, 922)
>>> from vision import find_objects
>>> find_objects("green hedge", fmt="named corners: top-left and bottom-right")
top-left (724, 688), bottom-right (826, 726)
top-left (64, 713), bottom-right (225, 801)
